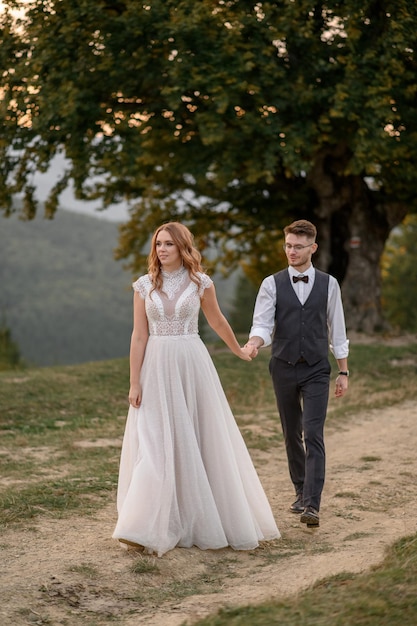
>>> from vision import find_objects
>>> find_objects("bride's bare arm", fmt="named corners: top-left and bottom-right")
top-left (129, 292), bottom-right (149, 407)
top-left (200, 284), bottom-right (251, 361)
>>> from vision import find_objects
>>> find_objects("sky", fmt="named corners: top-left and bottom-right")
top-left (32, 154), bottom-right (130, 223)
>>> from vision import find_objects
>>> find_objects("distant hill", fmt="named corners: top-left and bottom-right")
top-left (0, 209), bottom-right (134, 366)
top-left (0, 208), bottom-right (239, 366)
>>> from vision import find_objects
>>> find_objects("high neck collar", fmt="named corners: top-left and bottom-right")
top-left (161, 265), bottom-right (186, 279)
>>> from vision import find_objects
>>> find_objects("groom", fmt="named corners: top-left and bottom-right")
top-left (243, 220), bottom-right (349, 527)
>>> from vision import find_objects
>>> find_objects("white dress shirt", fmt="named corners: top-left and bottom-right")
top-left (249, 265), bottom-right (349, 359)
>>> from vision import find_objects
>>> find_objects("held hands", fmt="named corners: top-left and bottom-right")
top-left (238, 347), bottom-right (252, 361)
top-left (242, 343), bottom-right (259, 359)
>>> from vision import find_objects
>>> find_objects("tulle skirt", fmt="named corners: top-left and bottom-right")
top-left (112, 334), bottom-right (280, 556)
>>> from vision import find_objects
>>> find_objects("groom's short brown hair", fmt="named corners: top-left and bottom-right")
top-left (284, 220), bottom-right (317, 240)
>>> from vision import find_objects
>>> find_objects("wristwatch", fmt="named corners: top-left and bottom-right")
top-left (338, 371), bottom-right (349, 376)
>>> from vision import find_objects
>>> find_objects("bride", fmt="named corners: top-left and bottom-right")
top-left (112, 222), bottom-right (280, 556)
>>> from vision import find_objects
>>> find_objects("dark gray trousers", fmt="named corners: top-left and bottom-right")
top-left (269, 356), bottom-right (331, 511)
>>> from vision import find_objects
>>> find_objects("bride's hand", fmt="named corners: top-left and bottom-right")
top-left (238, 347), bottom-right (252, 361)
top-left (129, 384), bottom-right (142, 408)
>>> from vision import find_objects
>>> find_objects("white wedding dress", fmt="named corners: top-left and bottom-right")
top-left (112, 266), bottom-right (280, 556)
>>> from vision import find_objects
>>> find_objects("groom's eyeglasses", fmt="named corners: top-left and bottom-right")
top-left (283, 243), bottom-right (314, 252)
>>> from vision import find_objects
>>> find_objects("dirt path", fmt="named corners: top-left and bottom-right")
top-left (2, 400), bottom-right (417, 626)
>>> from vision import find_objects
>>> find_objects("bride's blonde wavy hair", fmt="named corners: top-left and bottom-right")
top-left (148, 222), bottom-right (204, 293)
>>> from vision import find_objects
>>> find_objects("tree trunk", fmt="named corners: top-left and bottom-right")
top-left (307, 146), bottom-right (407, 333)
top-left (340, 194), bottom-right (388, 333)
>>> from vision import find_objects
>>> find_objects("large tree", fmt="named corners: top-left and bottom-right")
top-left (1, 1), bottom-right (417, 331)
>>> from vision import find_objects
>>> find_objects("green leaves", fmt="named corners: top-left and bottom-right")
top-left (2, 1), bottom-right (417, 328)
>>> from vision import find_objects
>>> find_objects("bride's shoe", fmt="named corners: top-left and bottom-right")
top-left (118, 538), bottom-right (145, 551)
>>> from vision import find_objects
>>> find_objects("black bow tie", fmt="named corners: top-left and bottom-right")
top-left (293, 275), bottom-right (309, 283)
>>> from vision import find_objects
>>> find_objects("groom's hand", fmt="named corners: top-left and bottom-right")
top-left (243, 343), bottom-right (259, 359)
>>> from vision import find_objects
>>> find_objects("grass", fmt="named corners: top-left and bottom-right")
top-left (1, 339), bottom-right (417, 624)
top-left (130, 557), bottom-right (160, 576)
top-left (0, 358), bottom-right (128, 526)
top-left (193, 535), bottom-right (417, 625)
top-left (67, 563), bottom-right (100, 578)
top-left (0, 341), bottom-right (416, 527)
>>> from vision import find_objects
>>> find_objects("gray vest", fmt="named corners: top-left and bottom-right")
top-left (272, 269), bottom-right (330, 365)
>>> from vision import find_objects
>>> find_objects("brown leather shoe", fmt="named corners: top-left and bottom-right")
top-left (300, 506), bottom-right (320, 527)
top-left (289, 494), bottom-right (304, 514)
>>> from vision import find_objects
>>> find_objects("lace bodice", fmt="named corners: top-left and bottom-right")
top-left (133, 267), bottom-right (213, 336)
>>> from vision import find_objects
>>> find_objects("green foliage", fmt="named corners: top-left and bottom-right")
top-left (2, 2), bottom-right (417, 328)
top-left (381, 215), bottom-right (417, 331)
top-left (228, 272), bottom-right (260, 333)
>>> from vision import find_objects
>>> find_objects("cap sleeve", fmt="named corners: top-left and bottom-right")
top-left (198, 272), bottom-right (213, 296)
top-left (132, 275), bottom-right (149, 299)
